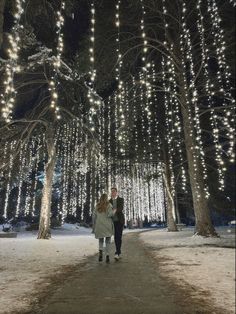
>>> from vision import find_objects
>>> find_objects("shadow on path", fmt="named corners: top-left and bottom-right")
top-left (28, 233), bottom-right (219, 314)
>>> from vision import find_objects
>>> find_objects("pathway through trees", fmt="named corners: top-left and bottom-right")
top-left (27, 233), bottom-right (220, 314)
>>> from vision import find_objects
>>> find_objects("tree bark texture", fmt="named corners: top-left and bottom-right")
top-left (38, 126), bottom-right (56, 239)
top-left (178, 72), bottom-right (217, 237)
top-left (162, 155), bottom-right (178, 232)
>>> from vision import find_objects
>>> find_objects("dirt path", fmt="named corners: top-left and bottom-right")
top-left (27, 232), bottom-right (219, 314)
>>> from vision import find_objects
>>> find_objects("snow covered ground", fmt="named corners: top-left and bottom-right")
top-left (140, 227), bottom-right (236, 314)
top-left (0, 224), bottom-right (98, 314)
top-left (0, 225), bottom-right (235, 314)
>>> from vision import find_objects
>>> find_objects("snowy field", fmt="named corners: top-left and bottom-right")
top-left (0, 224), bottom-right (99, 314)
top-left (140, 227), bottom-right (236, 314)
top-left (0, 225), bottom-right (235, 314)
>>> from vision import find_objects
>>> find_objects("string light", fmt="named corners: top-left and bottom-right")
top-left (1, 0), bottom-right (25, 122)
top-left (31, 137), bottom-right (41, 217)
top-left (3, 142), bottom-right (15, 218)
top-left (15, 143), bottom-right (26, 217)
top-left (48, 1), bottom-right (65, 120)
top-left (197, 0), bottom-right (226, 191)
top-left (162, 55), bottom-right (176, 197)
top-left (180, 0), bottom-right (209, 199)
top-left (207, 0), bottom-right (235, 163)
top-left (139, 0), bottom-right (153, 161)
top-left (114, 0), bottom-right (126, 155)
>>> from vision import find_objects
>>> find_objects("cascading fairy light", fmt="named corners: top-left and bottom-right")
top-left (106, 96), bottom-right (113, 188)
top-left (70, 122), bottom-right (79, 216)
top-left (87, 1), bottom-right (101, 131)
top-left (48, 1), bottom-right (65, 120)
top-left (71, 122), bottom-right (80, 217)
top-left (67, 124), bottom-right (74, 217)
top-left (61, 123), bottom-right (70, 222)
top-left (197, 0), bottom-right (226, 190)
top-left (131, 78), bottom-right (139, 162)
top-left (115, 0), bottom-right (126, 155)
top-left (162, 55), bottom-right (175, 196)
top-left (180, 0), bottom-right (209, 199)
top-left (1, 0), bottom-right (25, 122)
top-left (161, 2), bottom-right (176, 197)
top-left (113, 93), bottom-right (119, 159)
top-left (31, 137), bottom-right (41, 217)
top-left (207, 0), bottom-right (235, 163)
top-left (135, 168), bottom-right (142, 220)
top-left (139, 73), bottom-right (147, 161)
top-left (57, 124), bottom-right (64, 216)
top-left (24, 140), bottom-right (35, 216)
top-left (68, 124), bottom-right (74, 216)
top-left (3, 142), bottom-right (15, 218)
top-left (118, 83), bottom-right (129, 155)
top-left (89, 2), bottom-right (96, 85)
top-left (139, 0), bottom-right (153, 160)
top-left (0, 142), bottom-right (8, 178)
top-left (151, 62), bottom-right (161, 160)
top-left (143, 166), bottom-right (151, 221)
top-left (167, 52), bottom-right (187, 191)
top-left (125, 161), bottom-right (132, 222)
top-left (15, 142), bottom-right (26, 217)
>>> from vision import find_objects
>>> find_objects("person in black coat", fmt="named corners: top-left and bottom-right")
top-left (109, 187), bottom-right (125, 260)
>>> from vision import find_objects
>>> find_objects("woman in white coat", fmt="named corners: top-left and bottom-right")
top-left (94, 194), bottom-right (116, 263)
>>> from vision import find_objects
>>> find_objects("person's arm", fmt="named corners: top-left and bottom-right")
top-left (107, 203), bottom-right (116, 217)
top-left (117, 197), bottom-right (124, 213)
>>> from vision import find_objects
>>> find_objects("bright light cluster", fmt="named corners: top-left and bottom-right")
top-left (115, 0), bottom-right (126, 155)
top-left (197, 0), bottom-right (226, 191)
top-left (180, 0), bottom-right (210, 199)
top-left (207, 0), bottom-right (235, 164)
top-left (139, 0), bottom-right (153, 160)
top-left (3, 142), bottom-right (15, 218)
top-left (49, 1), bottom-right (65, 120)
top-left (162, 1), bottom-right (187, 193)
top-left (162, 56), bottom-right (176, 196)
top-left (1, 0), bottom-right (25, 123)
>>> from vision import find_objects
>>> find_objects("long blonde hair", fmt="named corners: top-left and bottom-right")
top-left (96, 194), bottom-right (109, 213)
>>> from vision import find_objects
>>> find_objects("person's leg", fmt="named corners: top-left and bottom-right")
top-left (114, 222), bottom-right (119, 255)
top-left (105, 237), bottom-right (111, 256)
top-left (98, 238), bottom-right (104, 261)
top-left (105, 237), bottom-right (111, 263)
top-left (116, 222), bottom-right (123, 255)
top-left (99, 238), bottom-right (104, 251)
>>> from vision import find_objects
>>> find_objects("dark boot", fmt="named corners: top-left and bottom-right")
top-left (98, 250), bottom-right (103, 262)
top-left (106, 255), bottom-right (110, 263)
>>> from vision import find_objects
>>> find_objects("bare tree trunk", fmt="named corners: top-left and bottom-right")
top-left (162, 149), bottom-right (178, 232)
top-left (38, 126), bottom-right (56, 239)
top-left (175, 193), bottom-right (181, 224)
top-left (0, 0), bottom-right (5, 49)
top-left (178, 74), bottom-right (217, 237)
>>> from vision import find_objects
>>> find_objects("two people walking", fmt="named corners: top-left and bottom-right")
top-left (93, 188), bottom-right (124, 263)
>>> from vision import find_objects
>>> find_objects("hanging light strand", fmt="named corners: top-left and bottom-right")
top-left (1, 0), bottom-right (25, 122)
top-left (115, 0), bottom-right (126, 155)
top-left (49, 1), bottom-right (65, 120)
top-left (207, 0), bottom-right (235, 163)
top-left (140, 0), bottom-right (153, 160)
top-left (180, 0), bottom-right (209, 199)
top-left (197, 0), bottom-right (226, 190)
top-left (162, 56), bottom-right (175, 196)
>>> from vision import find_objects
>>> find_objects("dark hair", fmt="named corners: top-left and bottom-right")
top-left (111, 187), bottom-right (117, 192)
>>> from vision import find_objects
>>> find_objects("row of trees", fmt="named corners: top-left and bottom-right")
top-left (0, 0), bottom-right (235, 238)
